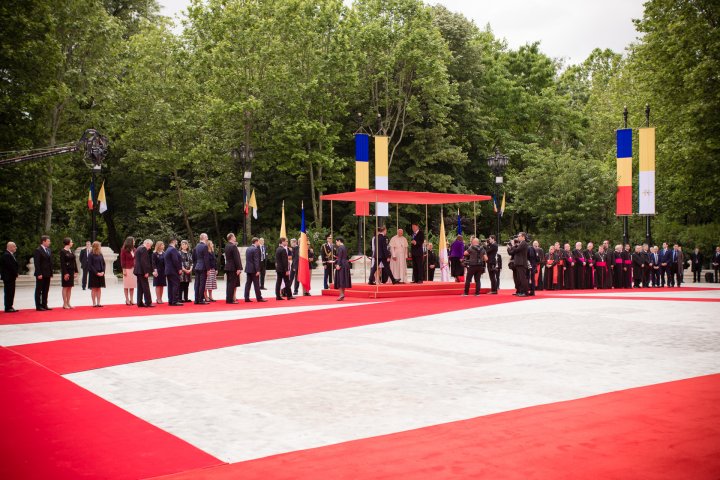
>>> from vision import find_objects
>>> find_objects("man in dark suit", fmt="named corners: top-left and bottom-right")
top-left (193, 233), bottom-right (210, 304)
top-left (165, 238), bottom-right (183, 306)
top-left (33, 235), bottom-right (53, 310)
top-left (275, 237), bottom-right (294, 300)
top-left (368, 226), bottom-right (398, 285)
top-left (690, 247), bottom-right (704, 283)
top-left (410, 223), bottom-right (425, 284)
top-left (486, 235), bottom-right (499, 294)
top-left (79, 240), bottom-right (91, 290)
top-left (649, 246), bottom-right (661, 287)
top-left (258, 238), bottom-right (268, 290)
top-left (134, 239), bottom-right (154, 307)
top-left (507, 232), bottom-right (529, 297)
top-left (667, 243), bottom-right (679, 287)
top-left (244, 237), bottom-right (266, 302)
top-left (424, 243), bottom-right (437, 282)
top-left (713, 246), bottom-right (720, 283)
top-left (1, 241), bottom-right (20, 312)
top-left (224, 233), bottom-right (243, 304)
top-left (289, 238), bottom-right (300, 295)
top-left (527, 240), bottom-right (539, 296)
top-left (659, 242), bottom-right (670, 287)
top-left (321, 235), bottom-right (335, 289)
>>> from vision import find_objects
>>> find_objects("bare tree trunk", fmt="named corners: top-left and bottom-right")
top-left (173, 168), bottom-right (194, 243)
top-left (43, 103), bottom-right (64, 232)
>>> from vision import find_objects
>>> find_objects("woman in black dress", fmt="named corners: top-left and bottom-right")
top-left (152, 241), bottom-right (166, 304)
top-left (87, 241), bottom-right (106, 307)
top-left (179, 240), bottom-right (193, 302)
top-left (60, 237), bottom-right (77, 309)
top-left (334, 237), bottom-right (351, 301)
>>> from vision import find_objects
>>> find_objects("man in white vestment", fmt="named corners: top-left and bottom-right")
top-left (389, 229), bottom-right (409, 283)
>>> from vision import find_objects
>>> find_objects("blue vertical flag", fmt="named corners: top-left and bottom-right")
top-left (457, 209), bottom-right (462, 235)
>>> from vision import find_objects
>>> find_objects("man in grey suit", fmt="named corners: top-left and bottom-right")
top-left (193, 233), bottom-right (210, 304)
top-left (244, 238), bottom-right (267, 303)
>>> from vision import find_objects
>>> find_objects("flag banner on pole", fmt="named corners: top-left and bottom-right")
top-left (374, 135), bottom-right (389, 217)
top-left (97, 182), bottom-right (108, 214)
top-left (87, 180), bottom-right (94, 210)
top-left (616, 128), bottom-right (633, 216)
top-left (439, 211), bottom-right (450, 281)
top-left (280, 200), bottom-right (286, 239)
top-left (492, 196), bottom-right (498, 214)
top-left (243, 191), bottom-right (249, 217)
top-left (249, 190), bottom-right (258, 219)
top-left (457, 210), bottom-right (462, 235)
top-left (298, 202), bottom-right (311, 293)
top-left (500, 192), bottom-right (506, 217)
top-left (638, 127), bottom-right (656, 215)
top-left (355, 133), bottom-right (370, 216)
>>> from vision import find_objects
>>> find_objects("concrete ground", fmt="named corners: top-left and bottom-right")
top-left (3, 277), bottom-right (718, 466)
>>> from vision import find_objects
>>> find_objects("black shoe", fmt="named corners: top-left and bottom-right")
top-left (258, 299), bottom-right (268, 302)
top-left (36, 307), bottom-right (47, 311)
top-left (287, 296), bottom-right (296, 300)
top-left (293, 291), bottom-right (298, 296)
top-left (43, 306), bottom-right (52, 310)
top-left (304, 293), bottom-right (311, 296)
top-left (227, 300), bottom-right (239, 304)
top-left (245, 299), bottom-right (253, 303)
top-left (392, 279), bottom-right (400, 285)
top-left (5, 308), bottom-right (18, 313)
top-left (368, 282), bottom-right (376, 285)
top-left (260, 287), bottom-right (267, 290)
top-left (169, 303), bottom-right (183, 306)
top-left (146, 305), bottom-right (156, 308)
top-left (490, 291), bottom-right (498, 295)
top-left (475, 293), bottom-right (481, 296)
top-left (208, 299), bottom-right (216, 302)
top-left (276, 297), bottom-right (285, 300)
top-left (516, 293), bottom-right (527, 297)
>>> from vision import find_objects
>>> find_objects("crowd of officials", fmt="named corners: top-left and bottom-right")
top-left (0, 233), bottom-right (331, 312)
top-left (2, 233), bottom-right (719, 312)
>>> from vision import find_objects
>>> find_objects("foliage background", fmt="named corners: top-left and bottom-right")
top-left (1, 0), bottom-right (718, 269)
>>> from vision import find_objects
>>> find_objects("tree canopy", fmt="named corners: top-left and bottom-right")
top-left (1, 0), bottom-right (718, 267)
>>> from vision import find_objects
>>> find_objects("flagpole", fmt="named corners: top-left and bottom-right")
top-left (473, 202), bottom-right (477, 238)
top-left (91, 167), bottom-right (99, 242)
top-left (330, 200), bottom-right (334, 286)
top-left (425, 203), bottom-right (429, 282)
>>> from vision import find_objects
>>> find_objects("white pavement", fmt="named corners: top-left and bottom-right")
top-left (62, 289), bottom-right (720, 463)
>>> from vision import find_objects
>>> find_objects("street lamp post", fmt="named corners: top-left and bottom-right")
top-left (232, 145), bottom-right (254, 245)
top-left (487, 147), bottom-right (509, 243)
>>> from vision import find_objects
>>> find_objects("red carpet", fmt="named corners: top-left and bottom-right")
top-left (0, 347), bottom-right (222, 480)
top-left (155, 374), bottom-right (720, 480)
top-left (0, 295), bottom-right (355, 325)
top-left (11, 294), bottom-right (524, 374)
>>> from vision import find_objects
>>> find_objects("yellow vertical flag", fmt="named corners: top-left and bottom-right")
top-left (97, 182), bottom-right (108, 213)
top-left (280, 200), bottom-right (286, 239)
top-left (438, 211), bottom-right (449, 281)
top-left (500, 192), bottom-right (506, 217)
top-left (249, 189), bottom-right (258, 219)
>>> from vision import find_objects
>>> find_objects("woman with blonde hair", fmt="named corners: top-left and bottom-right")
top-left (59, 237), bottom-right (77, 309)
top-left (205, 240), bottom-right (218, 302)
top-left (120, 236), bottom-right (136, 305)
top-left (152, 241), bottom-right (166, 304)
top-left (87, 241), bottom-right (106, 307)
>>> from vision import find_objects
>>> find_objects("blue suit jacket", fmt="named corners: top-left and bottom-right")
top-left (164, 245), bottom-right (182, 276)
top-left (193, 242), bottom-right (209, 271)
top-left (660, 248), bottom-right (672, 264)
top-left (245, 245), bottom-right (261, 274)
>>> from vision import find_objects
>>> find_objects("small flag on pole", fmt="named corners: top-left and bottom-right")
top-left (457, 209), bottom-right (462, 235)
top-left (249, 189), bottom-right (258, 219)
top-left (280, 200), bottom-right (287, 239)
top-left (97, 182), bottom-right (108, 214)
top-left (492, 196), bottom-right (498, 214)
top-left (87, 181), bottom-right (94, 210)
top-left (439, 210), bottom-right (450, 281)
top-left (243, 191), bottom-right (249, 217)
top-left (298, 201), bottom-right (311, 293)
top-left (500, 192), bottom-right (506, 217)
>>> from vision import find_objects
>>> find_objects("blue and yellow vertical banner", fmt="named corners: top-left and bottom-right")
top-left (616, 128), bottom-right (632, 216)
top-left (355, 133), bottom-right (370, 216)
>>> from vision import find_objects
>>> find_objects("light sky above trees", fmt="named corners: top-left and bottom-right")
top-left (158, 0), bottom-right (645, 66)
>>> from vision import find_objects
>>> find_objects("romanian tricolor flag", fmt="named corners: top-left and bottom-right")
top-left (87, 181), bottom-right (94, 210)
top-left (616, 128), bottom-right (633, 216)
top-left (638, 128), bottom-right (656, 215)
top-left (298, 202), bottom-right (311, 293)
top-left (355, 133), bottom-right (370, 216)
top-left (374, 135), bottom-right (388, 216)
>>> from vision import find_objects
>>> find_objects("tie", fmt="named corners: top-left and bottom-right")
top-left (673, 251), bottom-right (676, 261)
